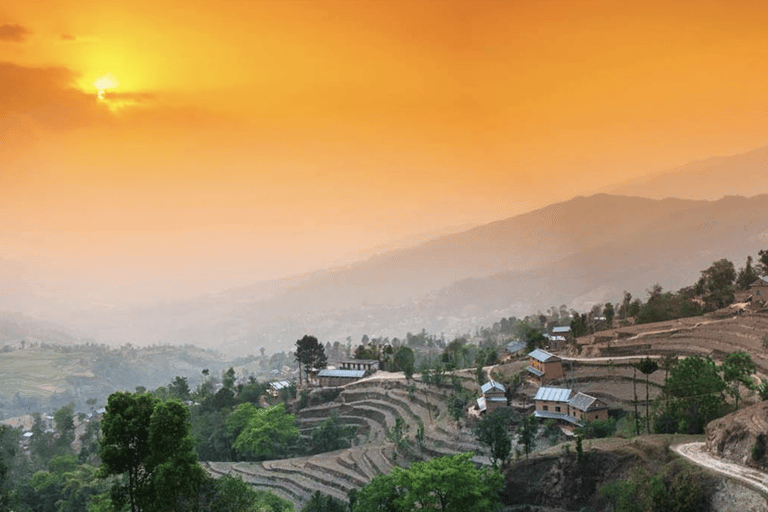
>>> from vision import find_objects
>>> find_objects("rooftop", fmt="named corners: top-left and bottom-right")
top-left (534, 387), bottom-right (572, 402)
top-left (569, 392), bottom-right (604, 412)
top-left (317, 369), bottom-right (366, 378)
top-left (528, 348), bottom-right (559, 363)
top-left (506, 341), bottom-right (526, 353)
top-left (552, 326), bottom-right (571, 333)
top-left (481, 380), bottom-right (506, 394)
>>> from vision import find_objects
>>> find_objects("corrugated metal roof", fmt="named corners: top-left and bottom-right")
top-left (477, 397), bottom-right (487, 412)
top-left (341, 359), bottom-right (379, 365)
top-left (533, 410), bottom-right (582, 426)
top-left (317, 369), bottom-right (366, 378)
top-left (481, 380), bottom-right (506, 393)
top-left (552, 326), bottom-right (571, 333)
top-left (550, 336), bottom-right (566, 342)
top-left (569, 392), bottom-right (604, 412)
top-left (528, 349), bottom-right (558, 362)
top-left (269, 380), bottom-right (291, 390)
top-left (526, 366), bottom-right (544, 377)
top-left (534, 387), bottom-right (572, 402)
top-left (506, 341), bottom-right (526, 353)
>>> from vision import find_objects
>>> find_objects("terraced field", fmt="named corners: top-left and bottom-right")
top-left (205, 377), bottom-right (488, 508)
top-left (577, 311), bottom-right (768, 373)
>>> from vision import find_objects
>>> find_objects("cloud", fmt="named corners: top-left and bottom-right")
top-left (0, 62), bottom-right (107, 131)
top-left (0, 24), bottom-right (32, 42)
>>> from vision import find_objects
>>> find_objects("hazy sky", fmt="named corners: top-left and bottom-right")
top-left (3, 0), bottom-right (768, 304)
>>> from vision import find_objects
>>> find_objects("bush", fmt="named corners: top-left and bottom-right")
top-left (576, 418), bottom-right (616, 439)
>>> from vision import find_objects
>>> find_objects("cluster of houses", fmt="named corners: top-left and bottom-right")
top-left (478, 327), bottom-right (608, 427)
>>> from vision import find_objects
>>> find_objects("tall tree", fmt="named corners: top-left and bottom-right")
top-left (474, 408), bottom-right (513, 469)
top-left (721, 351), bottom-right (756, 409)
top-left (662, 356), bottom-right (726, 434)
top-left (696, 258), bottom-right (737, 309)
top-left (99, 392), bottom-right (204, 512)
top-left (99, 392), bottom-right (158, 512)
top-left (295, 335), bottom-right (328, 386)
top-left (393, 346), bottom-right (415, 380)
top-left (759, 249), bottom-right (768, 276)
top-left (636, 357), bottom-right (659, 434)
top-left (517, 414), bottom-right (539, 459)
top-left (737, 255), bottom-right (760, 290)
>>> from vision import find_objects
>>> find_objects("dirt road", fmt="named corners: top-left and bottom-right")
top-left (672, 442), bottom-right (768, 494)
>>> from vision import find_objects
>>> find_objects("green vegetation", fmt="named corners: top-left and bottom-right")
top-left (351, 453), bottom-right (503, 512)
top-left (474, 408), bottom-right (514, 468)
top-left (599, 461), bottom-right (714, 512)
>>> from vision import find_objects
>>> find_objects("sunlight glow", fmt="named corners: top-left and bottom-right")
top-left (93, 73), bottom-right (120, 99)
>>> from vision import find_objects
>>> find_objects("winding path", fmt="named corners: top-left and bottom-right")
top-left (672, 442), bottom-right (768, 495)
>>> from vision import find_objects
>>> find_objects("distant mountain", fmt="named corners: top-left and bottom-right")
top-left (609, 144), bottom-right (768, 199)
top-left (67, 194), bottom-right (768, 355)
top-left (0, 311), bottom-right (88, 348)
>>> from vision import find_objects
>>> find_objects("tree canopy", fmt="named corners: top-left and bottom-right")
top-left (295, 335), bottom-right (328, 385)
top-left (351, 453), bottom-right (503, 512)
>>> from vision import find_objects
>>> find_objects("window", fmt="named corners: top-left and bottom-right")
top-left (542, 405), bottom-right (548, 411)
top-left (555, 406), bottom-right (561, 412)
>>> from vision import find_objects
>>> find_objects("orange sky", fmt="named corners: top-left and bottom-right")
top-left (3, 0), bottom-right (768, 304)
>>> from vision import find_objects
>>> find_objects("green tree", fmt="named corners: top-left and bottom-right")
top-left (352, 453), bottom-right (502, 512)
top-left (54, 402), bottom-right (76, 453)
top-left (603, 302), bottom-right (615, 328)
top-left (517, 414), bottom-right (539, 459)
top-left (295, 335), bottom-right (328, 386)
top-left (232, 404), bottom-right (298, 459)
top-left (393, 346), bottom-right (415, 380)
top-left (721, 351), bottom-right (756, 409)
top-left (301, 491), bottom-right (349, 512)
top-left (310, 413), bottom-right (357, 454)
top-left (474, 408), bottom-right (512, 468)
top-left (695, 258), bottom-right (737, 309)
top-left (660, 356), bottom-right (726, 434)
top-left (636, 357), bottom-right (659, 434)
top-left (168, 376), bottom-right (190, 401)
top-left (99, 392), bottom-right (204, 512)
top-left (99, 392), bottom-right (157, 512)
top-left (758, 249), bottom-right (768, 275)
top-left (737, 255), bottom-right (760, 290)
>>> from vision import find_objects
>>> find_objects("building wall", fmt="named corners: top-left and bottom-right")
top-left (544, 361), bottom-right (564, 380)
top-left (319, 376), bottom-right (362, 387)
top-left (568, 406), bottom-right (608, 422)
top-left (535, 399), bottom-right (569, 414)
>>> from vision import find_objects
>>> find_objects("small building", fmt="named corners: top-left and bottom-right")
top-left (533, 387), bottom-right (608, 426)
top-left (750, 277), bottom-right (768, 299)
top-left (339, 359), bottom-right (379, 372)
top-left (268, 380), bottom-right (291, 397)
top-left (478, 379), bottom-right (507, 413)
top-left (317, 369), bottom-right (366, 387)
top-left (526, 349), bottom-right (564, 385)
top-left (568, 392), bottom-right (609, 423)
top-left (505, 341), bottom-right (526, 357)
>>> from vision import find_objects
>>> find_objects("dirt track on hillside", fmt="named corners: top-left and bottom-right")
top-left (673, 442), bottom-right (768, 494)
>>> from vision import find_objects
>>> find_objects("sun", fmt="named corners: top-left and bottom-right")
top-left (93, 73), bottom-right (120, 99)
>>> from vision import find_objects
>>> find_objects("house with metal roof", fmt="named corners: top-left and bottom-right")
top-left (533, 387), bottom-right (608, 426)
top-left (477, 379), bottom-right (508, 413)
top-left (268, 380), bottom-right (292, 397)
top-left (567, 392), bottom-right (609, 423)
top-left (526, 349), bottom-right (564, 385)
top-left (339, 359), bottom-right (379, 372)
top-left (505, 341), bottom-right (526, 356)
top-left (317, 369), bottom-right (366, 387)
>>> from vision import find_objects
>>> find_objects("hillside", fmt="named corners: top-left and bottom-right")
top-left (63, 194), bottom-right (768, 354)
top-left (610, 144), bottom-right (768, 200)
top-left (0, 342), bottom-right (230, 418)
